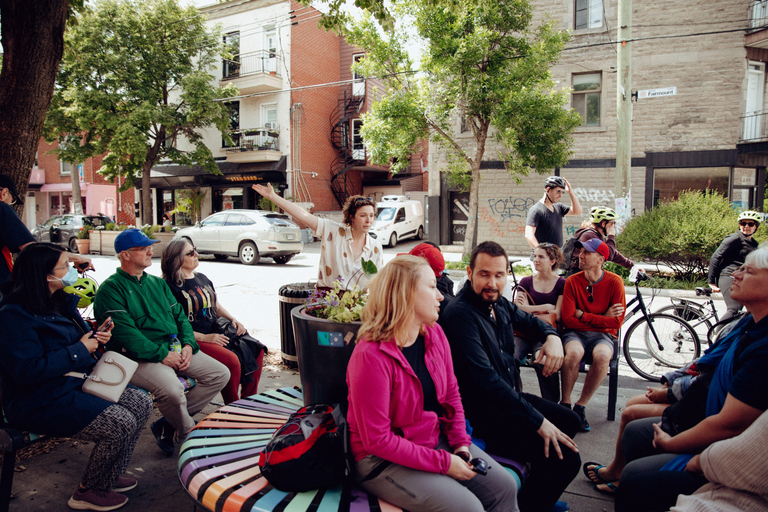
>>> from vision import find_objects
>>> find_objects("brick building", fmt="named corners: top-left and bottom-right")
top-left (429, 0), bottom-right (768, 255)
top-left (145, 0), bottom-right (427, 223)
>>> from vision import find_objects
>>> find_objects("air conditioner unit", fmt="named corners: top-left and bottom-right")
top-left (265, 122), bottom-right (276, 130)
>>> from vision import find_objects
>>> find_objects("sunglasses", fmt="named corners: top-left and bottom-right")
top-left (185, 249), bottom-right (197, 257)
top-left (739, 221), bottom-right (756, 227)
top-left (586, 285), bottom-right (594, 303)
top-left (352, 197), bottom-right (374, 206)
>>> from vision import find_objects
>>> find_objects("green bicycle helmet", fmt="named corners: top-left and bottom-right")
top-left (738, 211), bottom-right (762, 224)
top-left (590, 206), bottom-right (618, 224)
top-left (64, 277), bottom-right (98, 309)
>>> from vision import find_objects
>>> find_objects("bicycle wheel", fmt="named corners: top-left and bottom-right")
top-left (622, 313), bottom-right (701, 382)
top-left (655, 304), bottom-right (714, 347)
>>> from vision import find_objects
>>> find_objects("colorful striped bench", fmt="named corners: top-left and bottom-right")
top-left (178, 387), bottom-right (527, 512)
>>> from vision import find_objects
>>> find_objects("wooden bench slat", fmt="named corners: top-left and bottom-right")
top-left (251, 487), bottom-right (289, 512)
top-left (221, 476), bottom-right (270, 512)
top-left (179, 441), bottom-right (267, 469)
top-left (189, 456), bottom-right (261, 497)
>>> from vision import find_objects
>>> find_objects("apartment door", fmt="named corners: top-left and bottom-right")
top-left (744, 62), bottom-right (765, 140)
top-left (264, 29), bottom-right (277, 73)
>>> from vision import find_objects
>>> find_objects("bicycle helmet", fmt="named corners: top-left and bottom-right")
top-left (590, 206), bottom-right (618, 224)
top-left (64, 277), bottom-right (98, 309)
top-left (738, 211), bottom-right (762, 224)
top-left (545, 176), bottom-right (566, 190)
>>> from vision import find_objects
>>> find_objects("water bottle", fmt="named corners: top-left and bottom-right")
top-left (178, 376), bottom-right (196, 391)
top-left (169, 334), bottom-right (182, 354)
top-left (629, 265), bottom-right (640, 283)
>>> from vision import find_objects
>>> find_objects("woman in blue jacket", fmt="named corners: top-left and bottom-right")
top-left (0, 244), bottom-right (152, 511)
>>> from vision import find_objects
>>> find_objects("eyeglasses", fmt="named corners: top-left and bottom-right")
top-left (128, 246), bottom-right (152, 252)
top-left (185, 249), bottom-right (197, 257)
top-left (739, 221), bottom-right (756, 227)
top-left (586, 285), bottom-right (594, 303)
top-left (53, 263), bottom-right (71, 271)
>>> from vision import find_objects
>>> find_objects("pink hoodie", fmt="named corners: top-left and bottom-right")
top-left (346, 323), bottom-right (472, 475)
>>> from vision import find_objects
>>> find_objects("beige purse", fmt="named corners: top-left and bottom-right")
top-left (65, 351), bottom-right (138, 403)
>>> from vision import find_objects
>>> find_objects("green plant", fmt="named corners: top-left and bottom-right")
top-left (604, 262), bottom-right (629, 279)
top-left (173, 187), bottom-right (206, 223)
top-left (140, 224), bottom-right (157, 239)
top-left (76, 226), bottom-right (90, 239)
top-left (617, 190), bottom-right (737, 280)
top-left (305, 259), bottom-right (378, 323)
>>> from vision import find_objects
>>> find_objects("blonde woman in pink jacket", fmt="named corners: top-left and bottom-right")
top-left (346, 255), bottom-right (520, 512)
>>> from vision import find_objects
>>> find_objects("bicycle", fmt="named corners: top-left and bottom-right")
top-left (654, 287), bottom-right (719, 347)
top-left (621, 273), bottom-right (701, 382)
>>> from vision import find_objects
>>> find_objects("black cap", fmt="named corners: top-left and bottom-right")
top-left (0, 175), bottom-right (23, 205)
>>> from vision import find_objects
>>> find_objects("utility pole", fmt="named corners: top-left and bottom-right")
top-left (616, 0), bottom-right (632, 222)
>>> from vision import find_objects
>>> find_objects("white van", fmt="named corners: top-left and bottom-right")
top-left (369, 195), bottom-right (425, 247)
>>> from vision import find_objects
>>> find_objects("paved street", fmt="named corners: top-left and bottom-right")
top-left (4, 239), bottom-right (729, 511)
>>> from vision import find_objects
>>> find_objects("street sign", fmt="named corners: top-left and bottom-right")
top-left (638, 87), bottom-right (676, 99)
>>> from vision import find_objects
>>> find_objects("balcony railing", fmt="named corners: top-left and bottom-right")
top-left (225, 126), bottom-right (280, 152)
top-left (749, 0), bottom-right (768, 30)
top-left (222, 50), bottom-right (282, 79)
top-left (740, 112), bottom-right (768, 142)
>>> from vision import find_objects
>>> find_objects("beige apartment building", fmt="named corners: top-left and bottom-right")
top-left (428, 0), bottom-right (768, 254)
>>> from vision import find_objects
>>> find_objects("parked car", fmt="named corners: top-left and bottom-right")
top-left (369, 195), bottom-right (425, 247)
top-left (174, 209), bottom-right (303, 265)
top-left (32, 214), bottom-right (112, 253)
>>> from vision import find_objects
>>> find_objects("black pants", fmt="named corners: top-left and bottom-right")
top-left (615, 417), bottom-right (707, 512)
top-left (479, 393), bottom-right (581, 512)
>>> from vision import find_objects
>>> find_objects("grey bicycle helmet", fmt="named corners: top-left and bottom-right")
top-left (738, 211), bottom-right (762, 224)
top-left (590, 206), bottom-right (618, 224)
top-left (545, 176), bottom-right (566, 190)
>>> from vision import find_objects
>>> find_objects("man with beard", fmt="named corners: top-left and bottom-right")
top-left (440, 241), bottom-right (581, 512)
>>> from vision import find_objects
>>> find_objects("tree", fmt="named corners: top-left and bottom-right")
top-left (0, 0), bottom-right (84, 213)
top-left (344, 0), bottom-right (581, 255)
top-left (43, 0), bottom-right (238, 224)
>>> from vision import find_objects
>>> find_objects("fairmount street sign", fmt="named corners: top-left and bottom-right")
top-left (638, 86), bottom-right (676, 99)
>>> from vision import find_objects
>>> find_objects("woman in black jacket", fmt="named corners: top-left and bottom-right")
top-left (708, 211), bottom-right (761, 323)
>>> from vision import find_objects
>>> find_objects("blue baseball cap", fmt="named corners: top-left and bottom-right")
top-left (114, 228), bottom-right (159, 253)
top-left (575, 238), bottom-right (609, 260)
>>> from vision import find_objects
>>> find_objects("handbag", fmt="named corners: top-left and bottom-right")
top-left (212, 317), bottom-right (267, 384)
top-left (65, 351), bottom-right (138, 403)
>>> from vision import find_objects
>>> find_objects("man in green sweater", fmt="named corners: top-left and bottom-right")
top-left (95, 229), bottom-right (228, 454)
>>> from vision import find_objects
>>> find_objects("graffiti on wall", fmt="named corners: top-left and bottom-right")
top-left (486, 197), bottom-right (536, 221)
top-left (572, 187), bottom-right (616, 205)
top-left (479, 205), bottom-right (528, 238)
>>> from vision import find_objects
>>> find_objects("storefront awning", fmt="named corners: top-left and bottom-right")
top-left (142, 157), bottom-right (287, 189)
top-left (40, 182), bottom-right (89, 193)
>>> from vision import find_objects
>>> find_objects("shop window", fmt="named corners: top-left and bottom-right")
top-left (653, 167), bottom-right (729, 206)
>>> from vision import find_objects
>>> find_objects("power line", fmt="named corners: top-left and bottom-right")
top-left (563, 25), bottom-right (763, 52)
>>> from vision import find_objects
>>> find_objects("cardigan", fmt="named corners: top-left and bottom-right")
top-left (346, 323), bottom-right (471, 475)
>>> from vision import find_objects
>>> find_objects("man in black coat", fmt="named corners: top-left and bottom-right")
top-left (440, 241), bottom-right (580, 512)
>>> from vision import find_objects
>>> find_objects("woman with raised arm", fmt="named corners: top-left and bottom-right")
top-left (346, 255), bottom-right (520, 512)
top-left (252, 183), bottom-right (383, 290)
top-left (0, 243), bottom-right (152, 511)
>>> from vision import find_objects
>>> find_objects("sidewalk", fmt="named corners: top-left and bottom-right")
top-left (5, 354), bottom-right (652, 512)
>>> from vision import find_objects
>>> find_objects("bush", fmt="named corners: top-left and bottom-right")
top-left (617, 190), bottom-right (737, 280)
top-left (76, 226), bottom-right (90, 239)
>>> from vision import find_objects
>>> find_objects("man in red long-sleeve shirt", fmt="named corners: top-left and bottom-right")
top-left (561, 238), bottom-right (626, 432)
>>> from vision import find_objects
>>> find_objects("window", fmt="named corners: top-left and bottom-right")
top-left (223, 101), bottom-right (240, 148)
top-left (575, 0), bottom-right (602, 29)
top-left (653, 167), bottom-right (729, 206)
top-left (352, 119), bottom-right (364, 160)
top-left (352, 53), bottom-right (365, 97)
top-left (572, 73), bottom-right (601, 126)
top-left (223, 31), bottom-right (240, 78)
top-left (61, 161), bottom-right (75, 176)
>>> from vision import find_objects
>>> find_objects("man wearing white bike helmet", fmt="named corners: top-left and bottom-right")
top-left (525, 176), bottom-right (583, 249)
top-left (564, 206), bottom-right (636, 277)
top-left (708, 211), bottom-right (761, 324)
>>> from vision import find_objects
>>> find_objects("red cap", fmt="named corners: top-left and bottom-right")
top-left (404, 243), bottom-right (445, 277)
top-left (576, 238), bottom-right (610, 261)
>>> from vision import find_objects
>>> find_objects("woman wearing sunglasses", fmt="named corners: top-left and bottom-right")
top-left (708, 211), bottom-right (761, 324)
top-left (253, 183), bottom-right (383, 290)
top-left (161, 239), bottom-right (266, 406)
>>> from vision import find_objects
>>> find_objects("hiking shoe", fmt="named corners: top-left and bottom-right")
top-left (68, 486), bottom-right (128, 511)
top-left (574, 405), bottom-right (591, 432)
top-left (150, 418), bottom-right (175, 455)
top-left (559, 402), bottom-right (572, 410)
top-left (113, 476), bottom-right (137, 492)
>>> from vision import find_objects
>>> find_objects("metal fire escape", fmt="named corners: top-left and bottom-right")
top-left (329, 87), bottom-right (364, 208)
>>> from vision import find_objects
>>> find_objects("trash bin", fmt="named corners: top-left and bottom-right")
top-left (278, 282), bottom-right (315, 367)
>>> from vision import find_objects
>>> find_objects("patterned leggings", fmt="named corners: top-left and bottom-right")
top-left (72, 387), bottom-right (153, 491)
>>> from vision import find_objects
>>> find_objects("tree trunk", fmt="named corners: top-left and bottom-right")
top-left (141, 165), bottom-right (153, 226)
top-left (461, 126), bottom-right (488, 258)
top-left (0, 0), bottom-right (69, 196)
top-left (71, 164), bottom-right (84, 214)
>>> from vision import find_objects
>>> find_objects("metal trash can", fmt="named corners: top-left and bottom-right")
top-left (278, 282), bottom-right (315, 367)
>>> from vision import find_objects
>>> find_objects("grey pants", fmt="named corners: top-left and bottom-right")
top-left (718, 275), bottom-right (743, 322)
top-left (354, 440), bottom-right (519, 512)
top-left (73, 387), bottom-right (153, 491)
top-left (130, 351), bottom-right (229, 435)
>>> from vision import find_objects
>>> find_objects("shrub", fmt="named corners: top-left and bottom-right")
top-left (76, 226), bottom-right (90, 239)
top-left (140, 224), bottom-right (157, 240)
top-left (617, 190), bottom-right (739, 280)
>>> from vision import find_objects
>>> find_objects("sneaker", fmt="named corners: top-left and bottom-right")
top-left (68, 486), bottom-right (128, 511)
top-left (574, 405), bottom-right (591, 432)
top-left (551, 501), bottom-right (570, 512)
top-left (559, 402), bottom-right (572, 410)
top-left (150, 418), bottom-right (175, 455)
top-left (113, 476), bottom-right (137, 492)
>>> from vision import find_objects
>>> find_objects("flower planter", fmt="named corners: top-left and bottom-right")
top-left (152, 231), bottom-right (176, 256)
top-left (74, 238), bottom-right (90, 255)
top-left (291, 305), bottom-right (361, 407)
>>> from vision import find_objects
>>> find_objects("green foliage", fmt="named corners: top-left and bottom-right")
top-left (173, 187), bottom-right (207, 224)
top-left (105, 222), bottom-right (128, 231)
top-left (76, 226), bottom-right (91, 239)
top-left (617, 191), bottom-right (738, 280)
top-left (140, 224), bottom-right (157, 240)
top-left (603, 261), bottom-right (629, 279)
top-left (43, 0), bottom-right (238, 218)
top-left (306, 280), bottom-right (367, 323)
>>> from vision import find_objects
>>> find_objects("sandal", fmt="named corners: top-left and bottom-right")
top-left (582, 461), bottom-right (611, 485)
top-left (594, 481), bottom-right (618, 495)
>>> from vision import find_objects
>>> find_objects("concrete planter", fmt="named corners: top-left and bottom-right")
top-left (88, 230), bottom-right (121, 256)
top-left (153, 232), bottom-right (176, 256)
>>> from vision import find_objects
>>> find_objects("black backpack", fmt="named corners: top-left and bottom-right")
top-left (258, 403), bottom-right (348, 492)
top-left (560, 228), bottom-right (595, 270)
